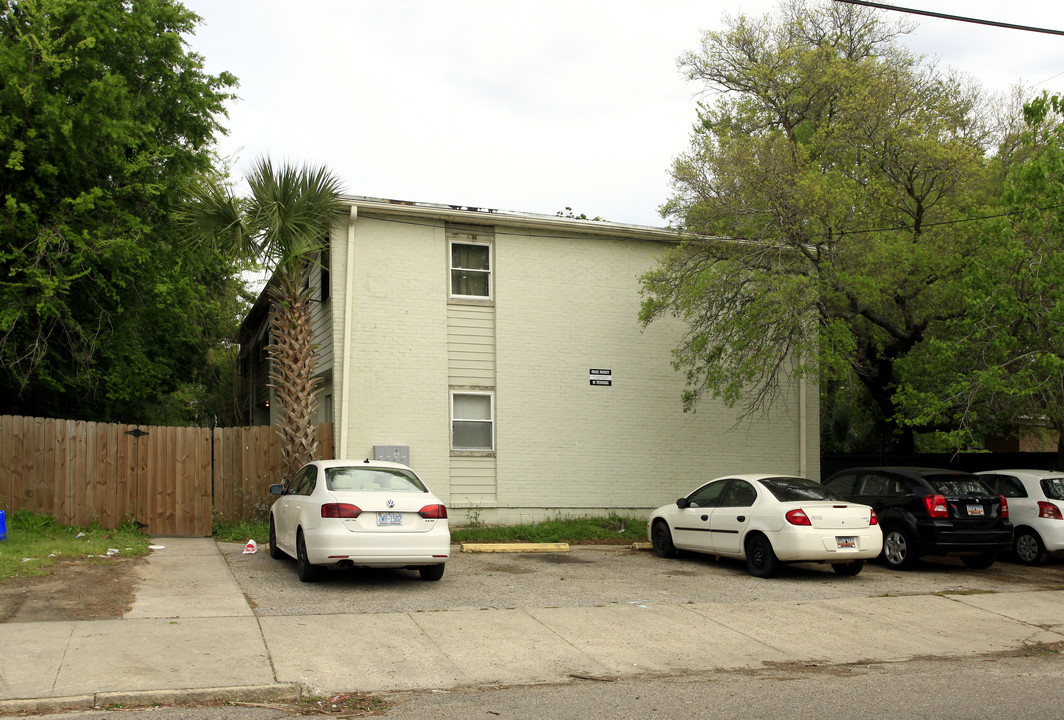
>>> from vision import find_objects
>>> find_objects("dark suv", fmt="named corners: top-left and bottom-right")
top-left (822, 467), bottom-right (1012, 570)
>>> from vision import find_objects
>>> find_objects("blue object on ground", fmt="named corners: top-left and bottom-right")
top-left (0, 509), bottom-right (5, 541)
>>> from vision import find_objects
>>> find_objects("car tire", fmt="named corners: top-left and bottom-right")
top-left (1014, 528), bottom-right (1047, 565)
top-left (419, 564), bottom-right (445, 581)
top-left (831, 560), bottom-right (864, 576)
top-left (650, 520), bottom-right (677, 558)
top-left (296, 530), bottom-right (322, 583)
top-left (745, 534), bottom-right (779, 578)
top-left (961, 551), bottom-right (997, 570)
top-left (881, 526), bottom-right (919, 570)
top-left (268, 516), bottom-right (285, 560)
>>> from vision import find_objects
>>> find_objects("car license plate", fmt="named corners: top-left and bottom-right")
top-left (836, 536), bottom-right (856, 549)
top-left (966, 504), bottom-right (984, 516)
top-left (376, 512), bottom-right (402, 526)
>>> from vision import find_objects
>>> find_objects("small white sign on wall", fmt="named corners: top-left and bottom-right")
top-left (589, 368), bottom-right (612, 386)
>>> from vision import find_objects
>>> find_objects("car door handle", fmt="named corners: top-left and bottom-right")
top-left (701, 515), bottom-right (709, 521)
top-left (736, 516), bottom-right (746, 522)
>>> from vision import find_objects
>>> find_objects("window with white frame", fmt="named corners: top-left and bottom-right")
top-left (451, 392), bottom-right (494, 451)
top-left (450, 241), bottom-right (492, 299)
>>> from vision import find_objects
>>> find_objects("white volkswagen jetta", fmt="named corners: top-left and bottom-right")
top-left (268, 459), bottom-right (450, 582)
top-left (648, 474), bottom-right (882, 577)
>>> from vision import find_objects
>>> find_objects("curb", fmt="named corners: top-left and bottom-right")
top-left (0, 684), bottom-right (302, 715)
top-left (460, 542), bottom-right (570, 553)
top-left (459, 542), bottom-right (653, 553)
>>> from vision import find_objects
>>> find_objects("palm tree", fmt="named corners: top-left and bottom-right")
top-left (181, 157), bottom-right (345, 479)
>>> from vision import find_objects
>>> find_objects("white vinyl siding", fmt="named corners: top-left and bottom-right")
top-left (448, 454), bottom-right (498, 504)
top-left (447, 304), bottom-right (495, 385)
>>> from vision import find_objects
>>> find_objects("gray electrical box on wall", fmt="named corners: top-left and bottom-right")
top-left (373, 445), bottom-right (410, 466)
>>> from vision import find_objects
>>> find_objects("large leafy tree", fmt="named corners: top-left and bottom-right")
top-left (0, 0), bottom-right (242, 424)
top-left (639, 0), bottom-right (999, 451)
top-left (181, 158), bottom-right (345, 478)
top-left (894, 94), bottom-right (1064, 460)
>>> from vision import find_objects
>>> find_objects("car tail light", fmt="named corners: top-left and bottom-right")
top-left (419, 504), bottom-right (448, 519)
top-left (1038, 501), bottom-right (1063, 520)
top-left (1000, 496), bottom-right (1009, 519)
top-left (870, 508), bottom-right (878, 525)
top-left (785, 509), bottom-right (811, 526)
top-left (321, 503), bottom-right (362, 518)
top-left (923, 495), bottom-right (949, 518)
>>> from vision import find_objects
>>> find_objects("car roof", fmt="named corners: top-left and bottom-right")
top-left (977, 469), bottom-right (1064, 479)
top-left (309, 458), bottom-right (417, 472)
top-left (831, 466), bottom-right (977, 478)
top-left (709, 473), bottom-right (812, 482)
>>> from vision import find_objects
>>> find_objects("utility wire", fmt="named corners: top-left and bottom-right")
top-left (832, 0), bottom-right (1064, 36)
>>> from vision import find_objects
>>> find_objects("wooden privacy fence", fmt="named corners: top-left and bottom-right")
top-left (211, 423), bottom-right (335, 524)
top-left (0, 415), bottom-right (333, 536)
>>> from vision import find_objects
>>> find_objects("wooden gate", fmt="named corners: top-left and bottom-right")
top-left (0, 415), bottom-right (212, 536)
top-left (0, 415), bottom-right (334, 536)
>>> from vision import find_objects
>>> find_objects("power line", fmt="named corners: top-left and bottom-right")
top-left (832, 0), bottom-right (1064, 36)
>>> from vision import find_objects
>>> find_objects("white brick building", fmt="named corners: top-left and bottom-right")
top-left (239, 196), bottom-right (819, 523)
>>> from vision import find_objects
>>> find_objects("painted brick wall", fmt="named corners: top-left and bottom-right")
top-left (332, 215), bottom-right (453, 497)
top-left (492, 226), bottom-right (818, 512)
top-left (327, 210), bottom-right (819, 516)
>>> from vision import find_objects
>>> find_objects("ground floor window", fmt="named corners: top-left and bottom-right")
top-left (451, 392), bottom-right (494, 451)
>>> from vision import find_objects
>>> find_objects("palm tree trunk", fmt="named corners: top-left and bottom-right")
top-left (267, 269), bottom-right (321, 480)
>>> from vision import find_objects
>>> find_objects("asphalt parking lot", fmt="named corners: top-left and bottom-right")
top-left (219, 542), bottom-right (1064, 616)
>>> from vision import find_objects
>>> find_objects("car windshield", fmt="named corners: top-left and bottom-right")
top-left (325, 467), bottom-right (428, 493)
top-left (759, 477), bottom-right (843, 502)
top-left (926, 475), bottom-right (991, 496)
top-left (1042, 477), bottom-right (1064, 500)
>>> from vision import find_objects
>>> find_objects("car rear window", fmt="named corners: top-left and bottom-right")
top-left (925, 474), bottom-right (991, 496)
top-left (326, 467), bottom-right (428, 493)
top-left (1042, 477), bottom-right (1064, 500)
top-left (759, 477), bottom-right (844, 502)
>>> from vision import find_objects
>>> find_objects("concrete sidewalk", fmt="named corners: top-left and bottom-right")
top-left (2, 538), bottom-right (1063, 713)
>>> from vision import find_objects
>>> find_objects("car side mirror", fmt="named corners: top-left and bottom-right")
top-left (676, 497), bottom-right (690, 509)
top-left (269, 483), bottom-right (285, 496)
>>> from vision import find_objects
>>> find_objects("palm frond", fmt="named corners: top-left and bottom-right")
top-left (176, 174), bottom-right (261, 260)
top-left (245, 157), bottom-right (346, 276)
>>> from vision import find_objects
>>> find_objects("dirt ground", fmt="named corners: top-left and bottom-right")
top-left (0, 557), bottom-right (144, 623)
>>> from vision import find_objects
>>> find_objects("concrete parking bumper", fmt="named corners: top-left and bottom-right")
top-left (2, 538), bottom-right (1063, 711)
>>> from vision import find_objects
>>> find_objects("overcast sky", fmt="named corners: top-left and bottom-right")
top-left (180, 1), bottom-right (1064, 228)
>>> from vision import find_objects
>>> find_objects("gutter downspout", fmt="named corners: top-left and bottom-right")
top-left (339, 205), bottom-right (358, 457)
top-left (799, 377), bottom-right (808, 478)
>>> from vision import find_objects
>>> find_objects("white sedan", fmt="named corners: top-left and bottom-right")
top-left (977, 469), bottom-right (1064, 565)
top-left (647, 474), bottom-right (882, 577)
top-left (268, 459), bottom-right (450, 582)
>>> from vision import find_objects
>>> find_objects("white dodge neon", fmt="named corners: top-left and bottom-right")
top-left (648, 474), bottom-right (882, 577)
top-left (268, 459), bottom-right (450, 582)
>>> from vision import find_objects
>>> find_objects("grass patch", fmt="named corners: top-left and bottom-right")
top-left (213, 519), bottom-right (270, 544)
top-left (0, 510), bottom-right (152, 580)
top-left (214, 514), bottom-right (647, 546)
top-left (450, 513), bottom-right (646, 545)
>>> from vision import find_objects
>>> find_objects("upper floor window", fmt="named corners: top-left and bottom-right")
top-left (450, 241), bottom-right (492, 299)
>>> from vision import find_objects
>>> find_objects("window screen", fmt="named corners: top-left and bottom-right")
top-left (452, 393), bottom-right (494, 450)
top-left (450, 242), bottom-right (491, 298)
